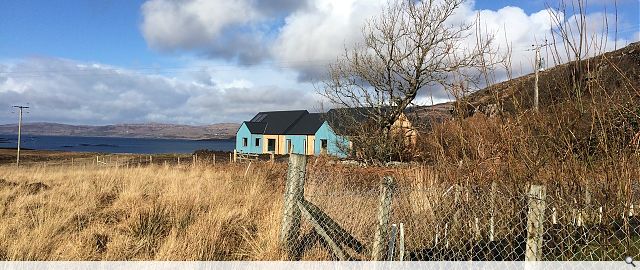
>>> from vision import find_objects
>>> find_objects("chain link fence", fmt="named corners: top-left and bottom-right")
top-left (280, 154), bottom-right (640, 261)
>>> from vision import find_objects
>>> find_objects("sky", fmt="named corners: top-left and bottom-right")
top-left (0, 0), bottom-right (638, 125)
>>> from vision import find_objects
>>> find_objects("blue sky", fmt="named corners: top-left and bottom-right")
top-left (0, 0), bottom-right (638, 125)
top-left (0, 0), bottom-right (170, 67)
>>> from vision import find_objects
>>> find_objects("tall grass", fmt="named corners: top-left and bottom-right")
top-left (0, 163), bottom-right (289, 260)
top-left (0, 151), bottom-right (636, 260)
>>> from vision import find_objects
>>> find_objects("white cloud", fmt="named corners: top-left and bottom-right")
top-left (141, 0), bottom-right (637, 82)
top-left (4, 0), bottom-right (636, 125)
top-left (0, 58), bottom-right (319, 125)
top-left (141, 0), bottom-right (260, 50)
top-left (272, 0), bottom-right (387, 79)
top-left (140, 0), bottom-right (310, 64)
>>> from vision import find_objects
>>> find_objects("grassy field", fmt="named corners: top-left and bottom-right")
top-left (0, 155), bottom-right (637, 261)
top-left (0, 161), bottom-right (291, 260)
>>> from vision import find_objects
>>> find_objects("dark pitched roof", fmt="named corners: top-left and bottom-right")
top-left (243, 121), bottom-right (267, 134)
top-left (285, 113), bottom-right (325, 135)
top-left (247, 110), bottom-right (308, 134)
top-left (323, 108), bottom-right (374, 135)
top-left (324, 105), bottom-right (454, 133)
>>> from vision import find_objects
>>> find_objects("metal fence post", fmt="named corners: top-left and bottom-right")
top-left (280, 153), bottom-right (307, 258)
top-left (525, 185), bottom-right (546, 261)
top-left (371, 176), bottom-right (395, 261)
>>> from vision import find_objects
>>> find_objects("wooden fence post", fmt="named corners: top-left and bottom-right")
top-left (489, 181), bottom-right (496, 242)
top-left (371, 176), bottom-right (395, 261)
top-left (243, 161), bottom-right (252, 180)
top-left (387, 224), bottom-right (398, 261)
top-left (525, 185), bottom-right (546, 261)
top-left (474, 217), bottom-right (480, 240)
top-left (233, 150), bottom-right (237, 163)
top-left (598, 206), bottom-right (603, 224)
top-left (398, 223), bottom-right (405, 261)
top-left (280, 153), bottom-right (307, 258)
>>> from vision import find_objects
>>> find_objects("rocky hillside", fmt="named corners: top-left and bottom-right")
top-left (407, 42), bottom-right (640, 122)
top-left (465, 42), bottom-right (640, 116)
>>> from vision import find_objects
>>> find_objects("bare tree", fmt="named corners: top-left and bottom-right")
top-left (321, 0), bottom-right (497, 162)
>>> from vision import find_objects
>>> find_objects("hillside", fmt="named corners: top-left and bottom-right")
top-left (465, 42), bottom-right (640, 116)
top-left (406, 42), bottom-right (640, 125)
top-left (0, 122), bottom-right (240, 140)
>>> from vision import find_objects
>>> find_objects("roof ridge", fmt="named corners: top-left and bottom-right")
top-left (281, 111), bottom-right (309, 134)
top-left (285, 112), bottom-right (327, 135)
top-left (256, 109), bottom-right (309, 114)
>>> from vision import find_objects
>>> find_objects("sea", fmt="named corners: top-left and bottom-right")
top-left (0, 134), bottom-right (235, 154)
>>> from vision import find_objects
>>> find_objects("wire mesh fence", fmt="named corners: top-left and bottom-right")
top-left (281, 154), bottom-right (640, 261)
top-left (10, 152), bottom-right (235, 168)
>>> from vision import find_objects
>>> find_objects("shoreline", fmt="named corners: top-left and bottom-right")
top-left (0, 134), bottom-right (235, 141)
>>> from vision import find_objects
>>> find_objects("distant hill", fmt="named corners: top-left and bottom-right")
top-left (0, 122), bottom-right (240, 140)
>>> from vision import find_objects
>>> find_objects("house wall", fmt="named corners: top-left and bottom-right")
top-left (250, 134), bottom-right (264, 154)
top-left (262, 134), bottom-right (291, 155)
top-left (314, 122), bottom-right (349, 157)
top-left (307, 135), bottom-right (315, 155)
top-left (235, 124), bottom-right (263, 154)
top-left (391, 113), bottom-right (418, 145)
top-left (278, 135), bottom-right (286, 154)
top-left (284, 135), bottom-right (315, 155)
top-left (262, 134), bottom-right (279, 154)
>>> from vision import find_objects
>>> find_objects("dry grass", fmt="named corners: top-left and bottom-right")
top-left (0, 151), bottom-right (637, 261)
top-left (0, 162), bottom-right (289, 260)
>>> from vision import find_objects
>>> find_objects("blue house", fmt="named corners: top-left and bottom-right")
top-left (236, 110), bottom-right (308, 155)
top-left (235, 122), bottom-right (266, 154)
top-left (235, 110), bottom-right (349, 157)
top-left (314, 121), bottom-right (349, 157)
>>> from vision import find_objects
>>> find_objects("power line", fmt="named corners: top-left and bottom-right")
top-left (527, 41), bottom-right (551, 112)
top-left (12, 105), bottom-right (29, 167)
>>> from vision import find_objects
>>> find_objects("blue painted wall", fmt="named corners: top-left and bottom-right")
top-left (235, 123), bottom-right (263, 154)
top-left (314, 122), bottom-right (349, 157)
top-left (284, 135), bottom-right (309, 155)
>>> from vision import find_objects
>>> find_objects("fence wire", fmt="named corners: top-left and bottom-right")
top-left (281, 159), bottom-right (640, 261)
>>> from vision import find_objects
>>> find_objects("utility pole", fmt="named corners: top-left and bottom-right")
top-left (13, 105), bottom-right (29, 167)
top-left (528, 42), bottom-right (550, 112)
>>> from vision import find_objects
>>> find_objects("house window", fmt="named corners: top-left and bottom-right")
top-left (303, 139), bottom-right (307, 155)
top-left (267, 139), bottom-right (276, 152)
top-left (286, 139), bottom-right (292, 153)
top-left (255, 138), bottom-right (260, 147)
top-left (242, 137), bottom-right (248, 147)
top-left (320, 139), bottom-right (328, 153)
